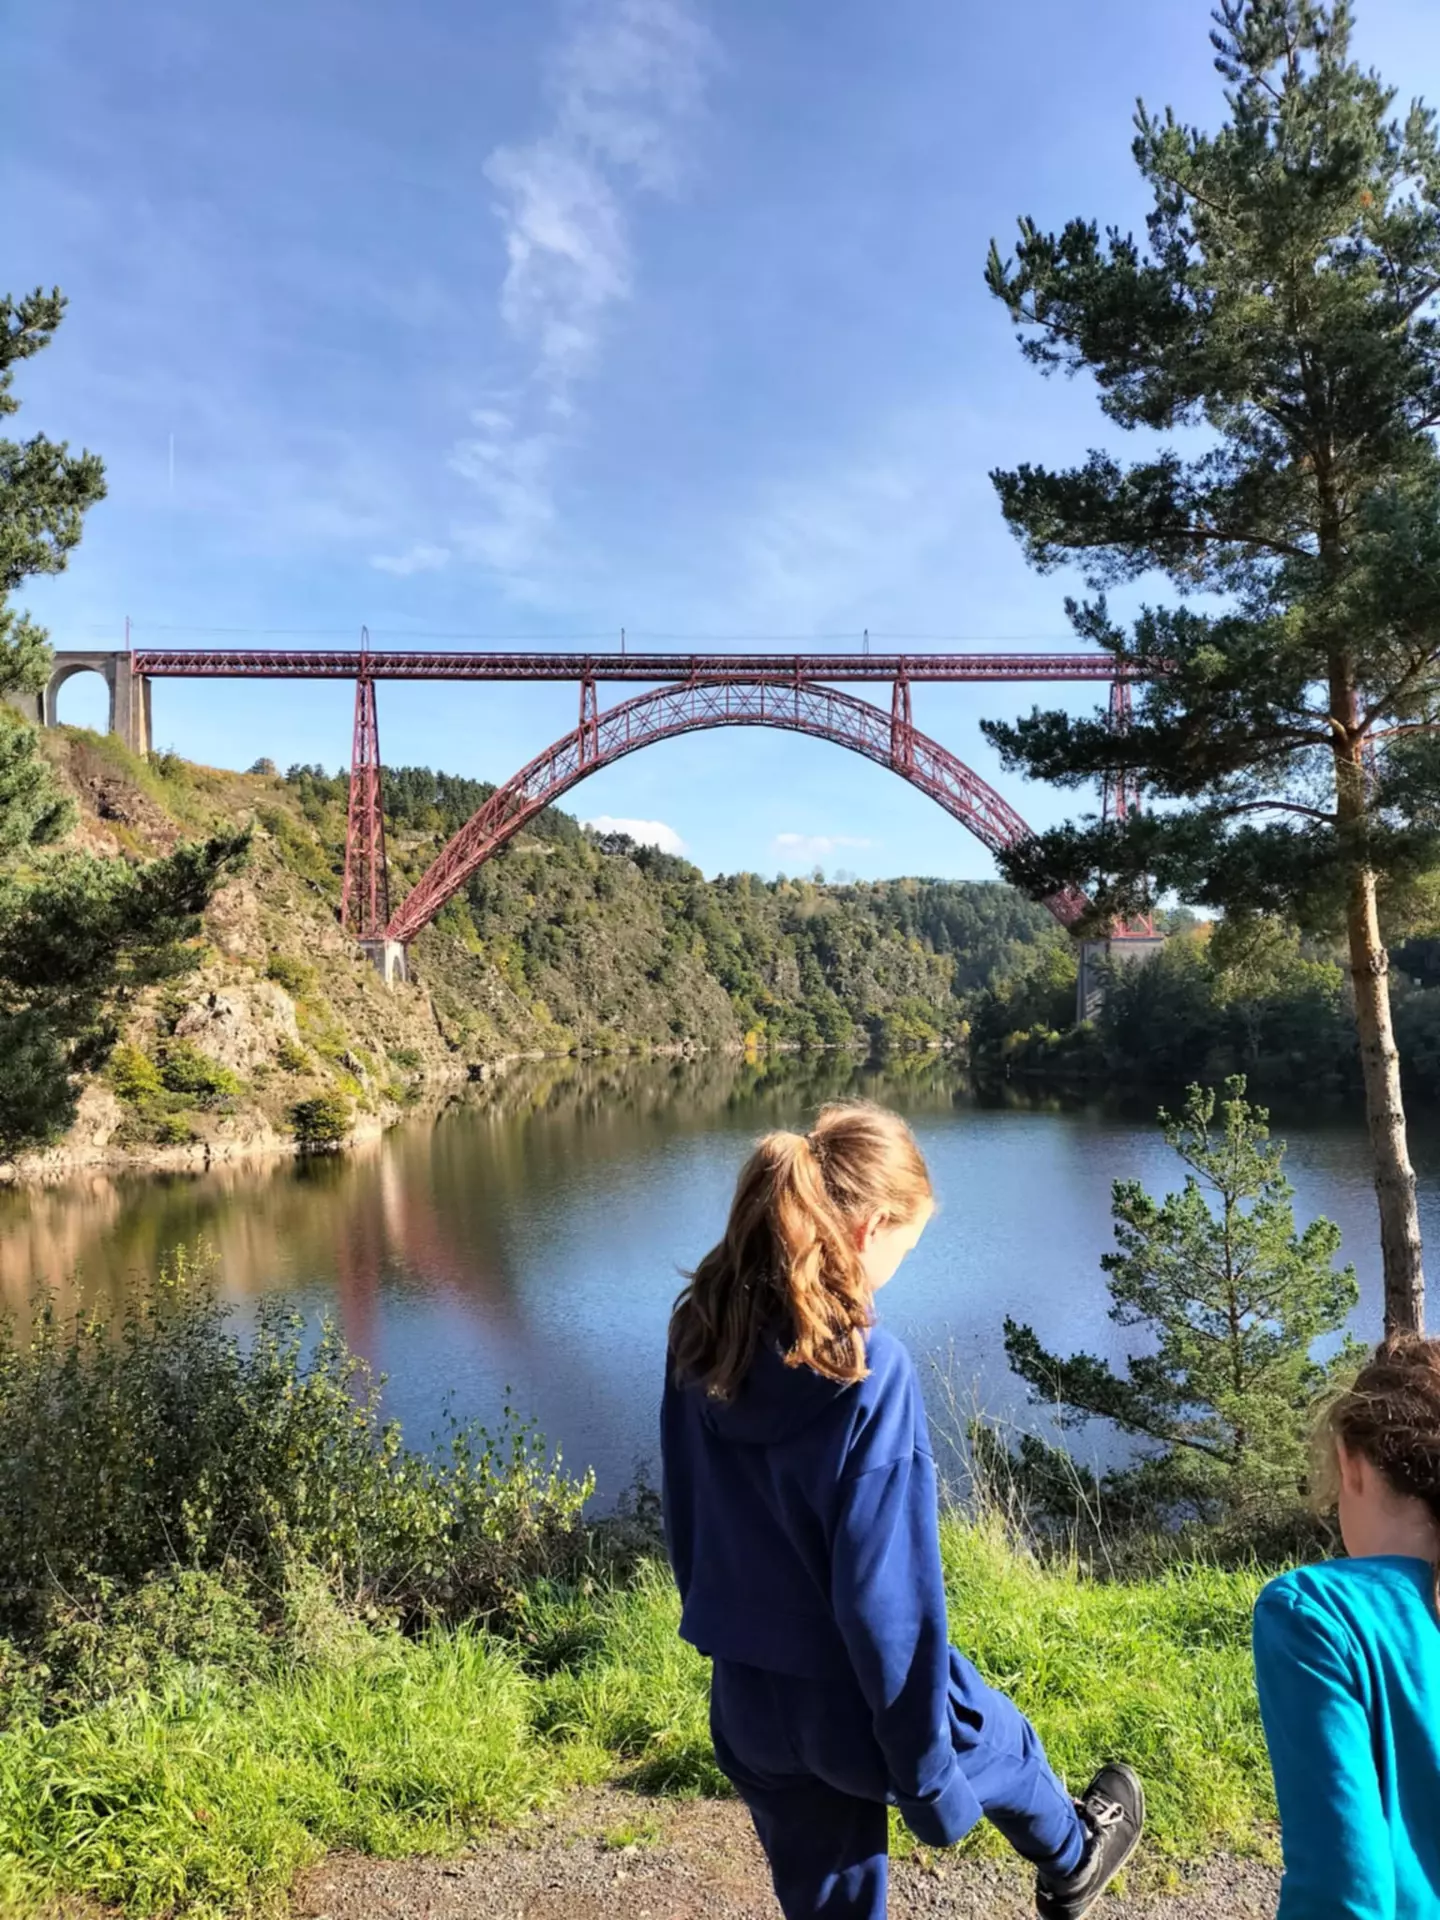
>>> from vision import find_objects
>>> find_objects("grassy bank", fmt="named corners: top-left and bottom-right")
top-left (0, 1528), bottom-right (1276, 1918)
top-left (0, 1268), bottom-right (1279, 1916)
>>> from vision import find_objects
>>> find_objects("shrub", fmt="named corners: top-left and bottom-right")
top-left (0, 1260), bottom-right (592, 1652)
top-left (158, 1040), bottom-right (243, 1101)
top-left (265, 952), bottom-right (316, 996)
top-left (387, 1045), bottom-right (422, 1071)
top-left (275, 1038), bottom-right (310, 1073)
top-left (107, 1043), bottom-right (163, 1103)
top-left (289, 1094), bottom-right (351, 1146)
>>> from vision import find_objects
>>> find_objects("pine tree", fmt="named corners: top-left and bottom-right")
top-left (0, 832), bottom-right (250, 1161)
top-left (1002, 1077), bottom-right (1361, 1524)
top-left (1, 288), bottom-right (106, 695)
top-left (0, 286), bottom-right (246, 1161)
top-left (983, 1), bottom-right (1440, 1333)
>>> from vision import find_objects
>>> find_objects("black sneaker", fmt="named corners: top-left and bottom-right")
top-left (1035, 1764), bottom-right (1145, 1918)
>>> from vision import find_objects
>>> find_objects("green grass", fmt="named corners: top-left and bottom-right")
top-left (938, 1522), bottom-right (1272, 1859)
top-left (0, 1521), bottom-right (1279, 1917)
top-left (0, 1635), bottom-right (545, 1919)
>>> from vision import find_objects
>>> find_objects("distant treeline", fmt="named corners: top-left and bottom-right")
top-left (971, 915), bottom-right (1440, 1102)
top-left (277, 763), bottom-right (1440, 1098)
top-left (282, 762), bottom-right (1064, 1056)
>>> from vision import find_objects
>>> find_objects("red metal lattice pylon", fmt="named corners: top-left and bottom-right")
top-left (341, 672), bottom-right (390, 938)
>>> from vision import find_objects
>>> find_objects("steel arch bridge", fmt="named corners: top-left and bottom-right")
top-left (385, 677), bottom-right (1088, 944)
top-left (18, 640), bottom-right (1155, 969)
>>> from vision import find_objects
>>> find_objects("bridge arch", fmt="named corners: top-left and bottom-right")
top-left (1, 651), bottom-right (153, 754)
top-left (386, 678), bottom-right (1084, 943)
top-left (46, 659), bottom-right (113, 732)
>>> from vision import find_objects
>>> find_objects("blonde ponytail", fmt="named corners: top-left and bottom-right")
top-left (669, 1101), bottom-right (932, 1400)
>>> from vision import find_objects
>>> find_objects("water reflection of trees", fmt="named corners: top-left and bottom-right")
top-left (0, 1053), bottom-right (1090, 1330)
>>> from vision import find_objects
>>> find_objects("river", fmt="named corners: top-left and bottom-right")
top-left (3, 1053), bottom-right (1435, 1501)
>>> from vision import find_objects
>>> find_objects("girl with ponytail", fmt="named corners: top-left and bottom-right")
top-left (1253, 1333), bottom-right (1440, 1917)
top-left (661, 1100), bottom-right (1143, 1920)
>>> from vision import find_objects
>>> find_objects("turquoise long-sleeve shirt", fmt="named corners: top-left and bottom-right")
top-left (1253, 1556), bottom-right (1440, 1919)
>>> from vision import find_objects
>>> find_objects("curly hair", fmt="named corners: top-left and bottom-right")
top-left (1313, 1332), bottom-right (1440, 1611)
top-left (668, 1100), bottom-right (932, 1401)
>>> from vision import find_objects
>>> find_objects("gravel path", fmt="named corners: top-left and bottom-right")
top-left (292, 1788), bottom-right (1281, 1920)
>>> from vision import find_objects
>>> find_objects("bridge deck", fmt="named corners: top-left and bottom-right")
top-left (130, 648), bottom-right (1130, 682)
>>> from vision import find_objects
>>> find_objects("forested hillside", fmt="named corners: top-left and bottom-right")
top-left (16, 731), bottom-right (1062, 1172)
top-left (289, 760), bottom-right (1064, 1055)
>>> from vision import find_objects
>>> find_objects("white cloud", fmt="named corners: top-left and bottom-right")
top-left (773, 832), bottom-right (875, 866)
top-left (484, 141), bottom-right (631, 387)
top-left (454, 0), bottom-right (714, 589)
top-left (370, 541), bottom-right (451, 576)
top-left (448, 414), bottom-right (558, 575)
top-left (718, 399), bottom-right (997, 634)
top-left (584, 814), bottom-right (687, 854)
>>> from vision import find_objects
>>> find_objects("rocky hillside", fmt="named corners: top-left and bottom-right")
top-left (22, 728), bottom-right (1062, 1176)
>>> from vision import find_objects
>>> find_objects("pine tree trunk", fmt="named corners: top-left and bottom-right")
top-left (1345, 861), bottom-right (1425, 1336)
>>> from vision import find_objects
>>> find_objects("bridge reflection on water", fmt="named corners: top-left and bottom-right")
top-left (0, 1053), bottom-right (1419, 1499)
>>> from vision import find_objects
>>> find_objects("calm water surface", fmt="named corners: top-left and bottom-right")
top-left (4, 1055), bottom-right (1436, 1500)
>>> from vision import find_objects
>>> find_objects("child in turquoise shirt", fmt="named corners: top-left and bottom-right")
top-left (1253, 1333), bottom-right (1440, 1919)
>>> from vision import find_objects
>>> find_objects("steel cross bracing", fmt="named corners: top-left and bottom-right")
top-left (340, 677), bottom-right (390, 938)
top-left (385, 678), bottom-right (1088, 945)
top-left (131, 648), bottom-right (1131, 684)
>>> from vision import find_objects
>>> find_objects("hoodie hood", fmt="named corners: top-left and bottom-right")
top-left (698, 1335), bottom-right (856, 1445)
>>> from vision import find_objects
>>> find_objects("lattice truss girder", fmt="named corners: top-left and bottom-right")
top-left (386, 679), bottom-right (1087, 944)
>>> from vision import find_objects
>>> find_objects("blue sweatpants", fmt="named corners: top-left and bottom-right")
top-left (711, 1649), bottom-right (1085, 1920)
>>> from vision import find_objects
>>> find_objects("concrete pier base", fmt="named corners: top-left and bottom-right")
top-left (360, 939), bottom-right (408, 986)
top-left (1076, 934), bottom-right (1166, 1023)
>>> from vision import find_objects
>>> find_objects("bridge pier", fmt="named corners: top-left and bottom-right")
top-left (4, 650), bottom-right (152, 755)
top-left (1076, 933), bottom-right (1166, 1023)
top-left (360, 939), bottom-right (407, 986)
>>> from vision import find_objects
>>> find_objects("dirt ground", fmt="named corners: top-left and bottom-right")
top-left (291, 1788), bottom-right (1282, 1920)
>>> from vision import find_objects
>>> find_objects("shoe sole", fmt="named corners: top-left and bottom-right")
top-left (1036, 1768), bottom-right (1146, 1919)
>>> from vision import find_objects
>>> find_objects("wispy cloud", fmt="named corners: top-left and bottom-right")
top-left (432, 0), bottom-right (714, 592)
top-left (447, 412), bottom-right (557, 576)
top-left (584, 814), bottom-right (687, 854)
top-left (487, 0), bottom-right (711, 388)
top-left (370, 541), bottom-right (451, 576)
top-left (715, 399), bottom-right (999, 634)
top-left (773, 831), bottom-right (875, 866)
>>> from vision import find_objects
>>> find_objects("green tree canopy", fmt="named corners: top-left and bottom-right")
top-left (0, 285), bottom-right (245, 1164)
top-left (983, 0), bottom-right (1440, 1331)
top-left (1002, 1077), bottom-right (1361, 1526)
top-left (1, 289), bottom-right (106, 696)
top-left (0, 831), bottom-right (250, 1162)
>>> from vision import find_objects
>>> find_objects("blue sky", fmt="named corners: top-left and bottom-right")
top-left (10, 0), bottom-right (1440, 881)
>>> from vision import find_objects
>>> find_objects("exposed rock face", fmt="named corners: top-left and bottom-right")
top-left (4, 1085), bottom-right (124, 1184)
top-left (172, 982), bottom-right (302, 1075)
top-left (207, 878), bottom-right (264, 960)
top-left (62, 1084), bottom-right (124, 1155)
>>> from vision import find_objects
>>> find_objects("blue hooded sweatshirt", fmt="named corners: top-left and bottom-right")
top-left (661, 1323), bottom-right (981, 1847)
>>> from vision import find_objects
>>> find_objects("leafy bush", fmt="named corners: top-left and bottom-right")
top-left (291, 1093), bottom-right (352, 1145)
top-left (264, 952), bottom-right (316, 997)
top-left (388, 1044), bottom-right (422, 1071)
top-left (107, 1043), bottom-right (163, 1102)
top-left (158, 1039), bottom-right (243, 1101)
top-left (30, 1567), bottom-right (273, 1717)
top-left (0, 1260), bottom-right (592, 1656)
top-left (275, 1037), bottom-right (310, 1073)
